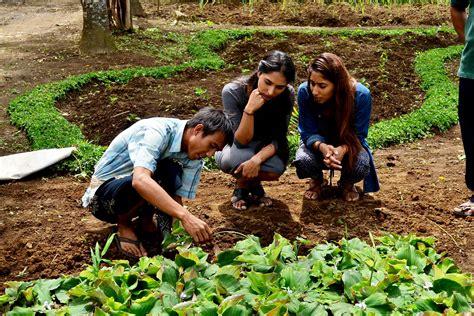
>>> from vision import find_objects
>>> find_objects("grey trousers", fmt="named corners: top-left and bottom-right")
top-left (293, 143), bottom-right (370, 185)
top-left (215, 140), bottom-right (285, 176)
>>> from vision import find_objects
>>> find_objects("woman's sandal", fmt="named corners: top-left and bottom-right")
top-left (250, 183), bottom-right (272, 207)
top-left (341, 183), bottom-right (360, 202)
top-left (304, 179), bottom-right (322, 200)
top-left (453, 200), bottom-right (474, 217)
top-left (231, 188), bottom-right (250, 210)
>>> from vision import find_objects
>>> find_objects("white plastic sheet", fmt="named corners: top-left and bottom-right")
top-left (0, 147), bottom-right (76, 180)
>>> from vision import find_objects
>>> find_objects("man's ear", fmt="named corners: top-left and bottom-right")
top-left (193, 124), bottom-right (204, 135)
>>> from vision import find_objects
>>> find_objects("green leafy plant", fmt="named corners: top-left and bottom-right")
top-left (194, 87), bottom-right (208, 96)
top-left (0, 233), bottom-right (471, 314)
top-left (126, 113), bottom-right (141, 123)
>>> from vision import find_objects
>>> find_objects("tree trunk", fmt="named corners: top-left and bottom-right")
top-left (80, 0), bottom-right (115, 54)
top-left (109, 0), bottom-right (133, 31)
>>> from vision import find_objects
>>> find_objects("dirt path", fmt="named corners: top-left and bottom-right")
top-left (0, 2), bottom-right (82, 155)
top-left (0, 2), bottom-right (472, 293)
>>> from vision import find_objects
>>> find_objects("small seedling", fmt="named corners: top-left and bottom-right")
top-left (194, 87), bottom-right (208, 96)
top-left (109, 95), bottom-right (119, 105)
top-left (127, 113), bottom-right (140, 123)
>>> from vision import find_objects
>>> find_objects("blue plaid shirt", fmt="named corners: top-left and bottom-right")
top-left (82, 118), bottom-right (203, 207)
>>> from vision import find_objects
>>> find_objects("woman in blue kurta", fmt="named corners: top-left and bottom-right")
top-left (294, 53), bottom-right (379, 202)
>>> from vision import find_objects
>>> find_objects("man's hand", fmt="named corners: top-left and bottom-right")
top-left (181, 212), bottom-right (213, 243)
top-left (234, 157), bottom-right (261, 179)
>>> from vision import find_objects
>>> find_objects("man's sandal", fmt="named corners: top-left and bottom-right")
top-left (453, 200), bottom-right (474, 217)
top-left (250, 183), bottom-right (272, 207)
top-left (341, 183), bottom-right (360, 202)
top-left (231, 188), bottom-right (250, 210)
top-left (114, 235), bottom-right (143, 261)
top-left (304, 179), bottom-right (322, 200)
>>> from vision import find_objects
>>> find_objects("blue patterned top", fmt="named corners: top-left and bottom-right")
top-left (297, 81), bottom-right (380, 193)
top-left (82, 118), bottom-right (203, 207)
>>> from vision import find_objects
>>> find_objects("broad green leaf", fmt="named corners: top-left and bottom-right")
top-left (414, 298), bottom-right (441, 312)
top-left (182, 267), bottom-right (198, 283)
top-left (204, 264), bottom-right (219, 278)
top-left (233, 236), bottom-right (264, 257)
top-left (162, 266), bottom-right (179, 287)
top-left (4, 281), bottom-right (33, 299)
top-left (364, 292), bottom-right (387, 307)
top-left (218, 293), bottom-right (245, 313)
top-left (451, 292), bottom-right (473, 312)
top-left (235, 254), bottom-right (267, 266)
top-left (298, 302), bottom-right (329, 316)
top-left (129, 293), bottom-right (157, 314)
top-left (280, 267), bottom-right (311, 292)
top-left (136, 276), bottom-right (160, 291)
top-left (69, 299), bottom-right (95, 315)
top-left (193, 277), bottom-right (216, 295)
top-left (395, 245), bottom-right (427, 271)
top-left (329, 302), bottom-right (356, 315)
top-left (217, 250), bottom-right (242, 267)
top-left (338, 252), bottom-right (357, 270)
top-left (93, 307), bottom-right (109, 315)
top-left (0, 294), bottom-right (10, 305)
top-left (432, 278), bottom-right (468, 296)
top-left (342, 271), bottom-right (363, 300)
top-left (259, 304), bottom-right (287, 315)
top-left (436, 258), bottom-right (459, 274)
top-left (33, 279), bottom-right (62, 305)
top-left (175, 251), bottom-right (200, 269)
top-left (22, 287), bottom-right (34, 303)
top-left (123, 273), bottom-right (139, 291)
top-left (97, 278), bottom-right (122, 302)
top-left (217, 265), bottom-right (241, 279)
top-left (6, 306), bottom-right (35, 315)
top-left (265, 233), bottom-right (289, 263)
top-left (221, 304), bottom-right (249, 316)
top-left (197, 300), bottom-right (218, 316)
top-left (215, 274), bottom-right (240, 295)
top-left (246, 271), bottom-right (276, 295)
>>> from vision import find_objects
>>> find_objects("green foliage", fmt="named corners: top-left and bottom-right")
top-left (6, 27), bottom-right (461, 175)
top-left (116, 29), bottom-right (192, 64)
top-left (367, 45), bottom-right (462, 148)
top-left (0, 233), bottom-right (471, 314)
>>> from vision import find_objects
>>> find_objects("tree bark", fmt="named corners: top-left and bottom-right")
top-left (80, 0), bottom-right (115, 54)
top-left (109, 0), bottom-right (133, 31)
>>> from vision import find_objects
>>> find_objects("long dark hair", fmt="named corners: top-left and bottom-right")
top-left (308, 52), bottom-right (361, 170)
top-left (244, 50), bottom-right (296, 91)
top-left (238, 50), bottom-right (296, 164)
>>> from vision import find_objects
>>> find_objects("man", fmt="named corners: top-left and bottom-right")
top-left (82, 107), bottom-right (234, 258)
top-left (451, 0), bottom-right (474, 216)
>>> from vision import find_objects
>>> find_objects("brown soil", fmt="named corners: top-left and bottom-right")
top-left (147, 2), bottom-right (451, 28)
top-left (57, 32), bottom-right (457, 146)
top-left (0, 1), bottom-right (472, 294)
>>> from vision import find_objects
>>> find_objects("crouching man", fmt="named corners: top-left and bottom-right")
top-left (82, 107), bottom-right (234, 259)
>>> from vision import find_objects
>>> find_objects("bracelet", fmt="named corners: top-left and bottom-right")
top-left (316, 142), bottom-right (322, 151)
top-left (243, 110), bottom-right (254, 116)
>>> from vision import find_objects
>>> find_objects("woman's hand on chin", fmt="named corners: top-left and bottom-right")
top-left (245, 89), bottom-right (266, 114)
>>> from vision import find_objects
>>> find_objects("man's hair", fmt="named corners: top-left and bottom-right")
top-left (186, 107), bottom-right (234, 145)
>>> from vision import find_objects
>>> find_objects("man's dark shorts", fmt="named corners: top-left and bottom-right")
top-left (89, 159), bottom-right (183, 224)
